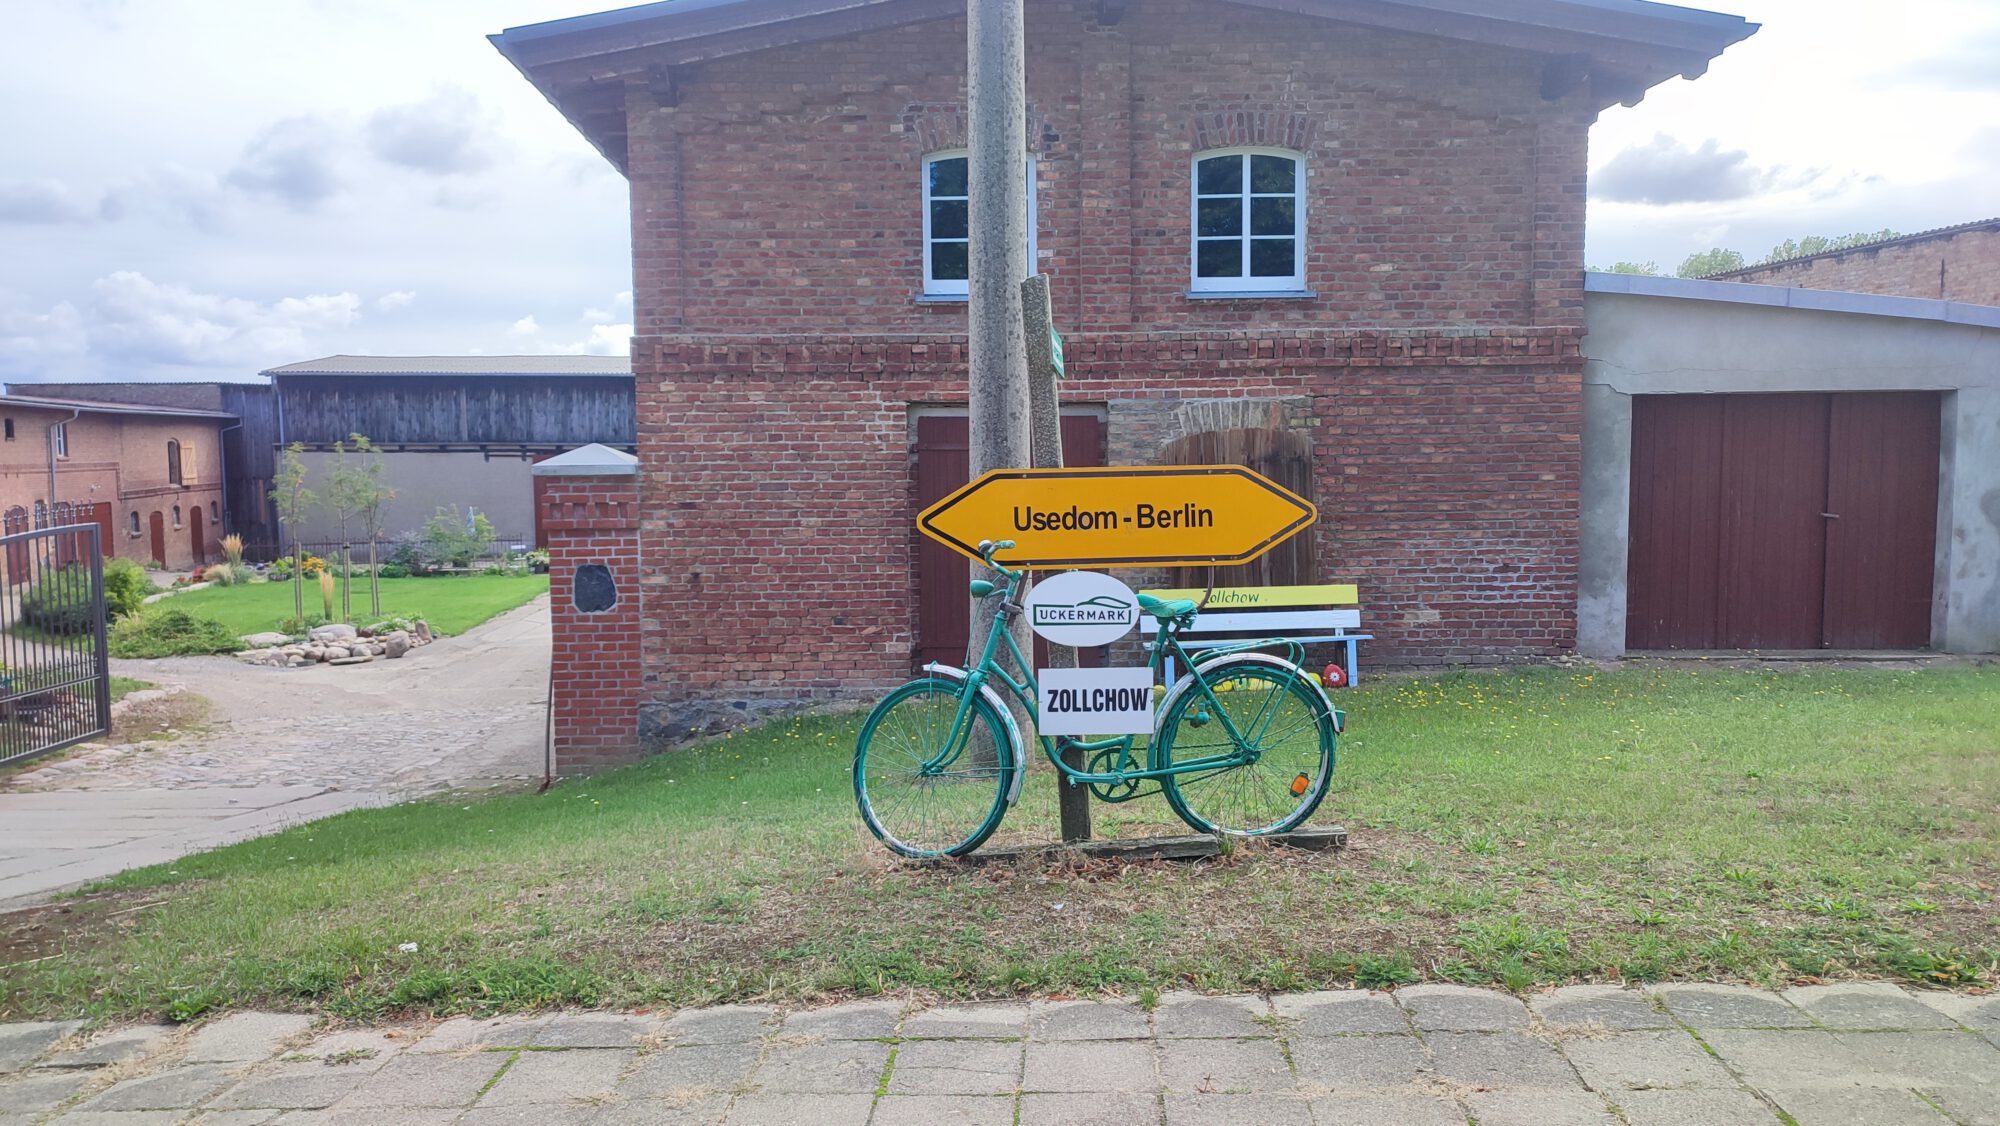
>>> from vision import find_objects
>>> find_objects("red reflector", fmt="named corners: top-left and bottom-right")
top-left (1322, 663), bottom-right (1348, 688)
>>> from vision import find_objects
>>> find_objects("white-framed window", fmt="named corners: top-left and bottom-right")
top-left (921, 151), bottom-right (1037, 297)
top-left (1190, 148), bottom-right (1305, 292)
top-left (50, 422), bottom-right (68, 459)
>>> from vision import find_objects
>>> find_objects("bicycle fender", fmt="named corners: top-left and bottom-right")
top-left (920, 663), bottom-right (1028, 807)
top-left (1153, 652), bottom-right (1335, 742)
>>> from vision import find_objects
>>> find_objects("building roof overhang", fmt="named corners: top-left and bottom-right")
top-left (0, 394), bottom-right (237, 422)
top-left (493, 0), bottom-right (1757, 174)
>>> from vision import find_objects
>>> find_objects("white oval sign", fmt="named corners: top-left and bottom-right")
top-left (1023, 570), bottom-right (1140, 647)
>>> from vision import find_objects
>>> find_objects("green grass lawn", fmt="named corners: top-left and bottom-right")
top-left (4, 664), bottom-right (1996, 1022)
top-left (154, 574), bottom-right (549, 638)
top-left (109, 676), bottom-right (150, 702)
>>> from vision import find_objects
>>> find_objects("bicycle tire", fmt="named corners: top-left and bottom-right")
top-left (854, 678), bottom-right (1017, 857)
top-left (1156, 656), bottom-right (1334, 836)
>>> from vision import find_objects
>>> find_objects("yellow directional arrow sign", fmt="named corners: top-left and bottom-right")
top-left (918, 465), bottom-right (1316, 570)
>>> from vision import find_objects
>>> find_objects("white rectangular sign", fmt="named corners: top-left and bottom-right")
top-left (1037, 666), bottom-right (1154, 736)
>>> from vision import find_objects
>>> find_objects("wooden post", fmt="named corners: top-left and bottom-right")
top-left (966, 0), bottom-right (1034, 741)
top-left (1023, 273), bottom-right (1091, 842)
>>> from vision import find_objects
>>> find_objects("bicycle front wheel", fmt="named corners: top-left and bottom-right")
top-left (1157, 658), bottom-right (1334, 836)
top-left (854, 678), bottom-right (1017, 858)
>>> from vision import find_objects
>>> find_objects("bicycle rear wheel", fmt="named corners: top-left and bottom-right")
top-left (1157, 658), bottom-right (1334, 836)
top-left (854, 678), bottom-right (1016, 858)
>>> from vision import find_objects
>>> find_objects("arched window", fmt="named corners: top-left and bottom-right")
top-left (172, 505), bottom-right (182, 528)
top-left (209, 501), bottom-right (219, 522)
top-left (128, 511), bottom-right (140, 535)
top-left (921, 151), bottom-right (1038, 297)
top-left (167, 439), bottom-right (183, 485)
top-left (33, 500), bottom-right (47, 528)
top-left (1191, 148), bottom-right (1305, 293)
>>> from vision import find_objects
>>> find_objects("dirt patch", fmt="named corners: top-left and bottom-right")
top-left (0, 886), bottom-right (173, 978)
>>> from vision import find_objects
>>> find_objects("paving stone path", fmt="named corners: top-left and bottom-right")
top-left (0, 598), bottom-right (551, 908)
top-left (2, 983), bottom-right (1997, 1124)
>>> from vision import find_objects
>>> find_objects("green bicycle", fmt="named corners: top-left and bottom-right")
top-left (854, 538), bottom-right (1343, 857)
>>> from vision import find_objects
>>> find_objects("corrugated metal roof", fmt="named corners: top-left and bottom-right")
top-left (1705, 217), bottom-right (2000, 278)
top-left (263, 355), bottom-right (633, 377)
top-left (0, 394), bottom-right (238, 420)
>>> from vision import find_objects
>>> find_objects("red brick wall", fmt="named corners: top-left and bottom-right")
top-left (612, 0), bottom-right (1595, 745)
top-left (1713, 224), bottom-right (2000, 306)
top-left (541, 474), bottom-right (645, 772)
top-left (634, 328), bottom-right (1582, 738)
top-left (628, 0), bottom-right (1591, 337)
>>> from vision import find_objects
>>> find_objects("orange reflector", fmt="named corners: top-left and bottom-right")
top-left (1290, 773), bottom-right (1310, 796)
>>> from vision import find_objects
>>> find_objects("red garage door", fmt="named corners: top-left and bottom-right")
top-left (913, 414), bottom-right (1104, 669)
top-left (1627, 392), bottom-right (1940, 650)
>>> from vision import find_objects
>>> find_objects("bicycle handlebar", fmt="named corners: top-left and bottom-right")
top-left (975, 539), bottom-right (1016, 562)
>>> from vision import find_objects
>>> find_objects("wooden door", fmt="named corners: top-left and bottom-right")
top-left (1161, 427), bottom-right (1315, 590)
top-left (1716, 394), bottom-right (1828, 649)
top-left (149, 511), bottom-right (165, 566)
top-left (1627, 392), bottom-right (1939, 651)
top-left (1823, 393), bottom-right (1940, 648)
top-left (88, 503), bottom-right (114, 560)
top-left (913, 414), bottom-right (1105, 668)
top-left (189, 505), bottom-right (206, 565)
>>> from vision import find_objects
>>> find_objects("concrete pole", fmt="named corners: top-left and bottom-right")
top-left (965, 0), bottom-right (1035, 737)
top-left (1023, 273), bottom-right (1091, 842)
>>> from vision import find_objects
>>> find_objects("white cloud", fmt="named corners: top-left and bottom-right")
top-left (225, 116), bottom-right (342, 211)
top-left (375, 290), bottom-right (417, 311)
top-left (0, 272), bottom-right (361, 378)
top-left (503, 295), bottom-right (631, 356)
top-left (367, 87), bottom-right (500, 175)
top-left (508, 315), bottom-right (540, 336)
top-left (0, 180), bottom-right (104, 225)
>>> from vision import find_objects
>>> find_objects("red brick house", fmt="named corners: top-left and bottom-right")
top-left (0, 394), bottom-right (232, 573)
top-left (496, 0), bottom-right (1755, 756)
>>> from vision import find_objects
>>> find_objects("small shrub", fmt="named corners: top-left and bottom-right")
top-left (220, 533), bottom-right (244, 566)
top-left (318, 570), bottom-right (335, 620)
top-left (480, 563), bottom-right (508, 576)
top-left (299, 554), bottom-right (327, 576)
top-left (108, 609), bottom-right (240, 658)
top-left (202, 564), bottom-right (238, 587)
top-left (268, 559), bottom-right (293, 581)
top-left (103, 557), bottom-right (150, 619)
top-left (20, 565), bottom-right (97, 635)
top-left (421, 506), bottom-right (496, 569)
top-left (378, 563), bottom-right (411, 579)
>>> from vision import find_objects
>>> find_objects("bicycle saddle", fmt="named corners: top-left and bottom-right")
top-left (1136, 593), bottom-right (1198, 621)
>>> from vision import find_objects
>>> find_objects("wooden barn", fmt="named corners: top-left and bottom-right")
top-left (264, 356), bottom-right (635, 548)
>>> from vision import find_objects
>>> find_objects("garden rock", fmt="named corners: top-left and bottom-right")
top-left (324, 646), bottom-right (351, 660)
top-left (384, 631), bottom-right (411, 658)
top-left (330, 655), bottom-right (373, 666)
top-left (309, 624), bottom-right (359, 644)
top-left (414, 621), bottom-right (433, 643)
top-left (240, 632), bottom-right (292, 647)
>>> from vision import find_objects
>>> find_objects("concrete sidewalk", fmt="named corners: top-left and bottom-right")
top-left (1, 982), bottom-right (1996, 1124)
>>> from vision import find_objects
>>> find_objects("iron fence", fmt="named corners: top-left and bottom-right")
top-left (0, 522), bottom-right (111, 768)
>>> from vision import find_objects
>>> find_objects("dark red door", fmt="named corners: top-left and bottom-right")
top-left (1823, 394), bottom-right (1940, 648)
top-left (149, 511), bottom-right (165, 567)
top-left (913, 414), bottom-right (1105, 668)
top-left (1627, 392), bottom-right (1939, 651)
top-left (189, 504), bottom-right (206, 565)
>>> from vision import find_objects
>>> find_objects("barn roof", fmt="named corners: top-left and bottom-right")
top-left (493, 0), bottom-right (1758, 174)
top-left (263, 356), bottom-right (633, 378)
top-left (0, 393), bottom-right (237, 421)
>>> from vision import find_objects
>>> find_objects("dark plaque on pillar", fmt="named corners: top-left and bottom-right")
top-left (574, 564), bottom-right (617, 613)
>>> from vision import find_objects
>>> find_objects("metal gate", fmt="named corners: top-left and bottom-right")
top-left (0, 523), bottom-right (111, 766)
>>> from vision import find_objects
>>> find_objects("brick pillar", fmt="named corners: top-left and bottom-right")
top-left (532, 446), bottom-right (642, 775)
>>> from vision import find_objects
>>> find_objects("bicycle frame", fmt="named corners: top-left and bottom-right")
top-left (919, 563), bottom-right (1300, 790)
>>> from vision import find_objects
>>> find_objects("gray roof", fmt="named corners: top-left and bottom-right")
top-left (263, 355), bottom-right (633, 378)
top-left (1704, 217), bottom-right (2000, 278)
top-left (0, 394), bottom-right (238, 421)
top-left (1584, 272), bottom-right (2000, 330)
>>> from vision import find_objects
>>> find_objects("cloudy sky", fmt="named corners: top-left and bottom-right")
top-left (3, 0), bottom-right (1997, 384)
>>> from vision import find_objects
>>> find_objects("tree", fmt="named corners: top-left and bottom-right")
top-left (329, 433), bottom-right (396, 618)
top-left (1677, 248), bottom-right (1747, 278)
top-left (1588, 261), bottom-right (1661, 276)
top-left (324, 438), bottom-right (356, 622)
top-left (269, 442), bottom-right (316, 621)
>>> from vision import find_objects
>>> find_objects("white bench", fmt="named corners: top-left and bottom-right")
top-left (1138, 583), bottom-right (1371, 686)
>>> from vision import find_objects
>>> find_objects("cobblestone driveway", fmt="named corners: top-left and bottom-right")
top-left (0, 598), bottom-right (549, 906)
top-left (2, 983), bottom-right (1996, 1124)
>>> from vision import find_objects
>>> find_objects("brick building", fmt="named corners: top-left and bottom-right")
top-left (1706, 218), bottom-right (2000, 305)
top-left (496, 0), bottom-right (1755, 756)
top-left (0, 394), bottom-right (232, 571)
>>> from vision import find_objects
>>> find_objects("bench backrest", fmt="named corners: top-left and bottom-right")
top-left (1135, 584), bottom-right (1362, 637)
